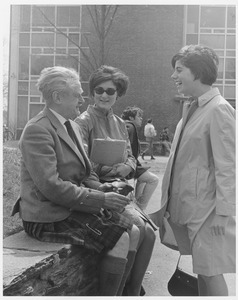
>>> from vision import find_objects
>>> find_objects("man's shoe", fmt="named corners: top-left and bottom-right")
top-left (141, 153), bottom-right (145, 160)
top-left (151, 156), bottom-right (155, 160)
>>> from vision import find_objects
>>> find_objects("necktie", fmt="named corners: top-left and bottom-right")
top-left (64, 120), bottom-right (77, 145)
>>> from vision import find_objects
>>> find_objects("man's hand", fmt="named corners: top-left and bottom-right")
top-left (210, 214), bottom-right (229, 236)
top-left (98, 183), bottom-right (115, 192)
top-left (103, 192), bottom-right (130, 212)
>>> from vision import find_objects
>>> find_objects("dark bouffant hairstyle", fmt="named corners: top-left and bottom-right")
top-left (121, 106), bottom-right (143, 120)
top-left (171, 44), bottom-right (219, 86)
top-left (89, 65), bottom-right (129, 97)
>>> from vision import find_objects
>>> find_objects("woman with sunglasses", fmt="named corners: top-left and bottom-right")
top-left (75, 65), bottom-right (156, 296)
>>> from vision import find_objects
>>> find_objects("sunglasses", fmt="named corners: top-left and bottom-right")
top-left (94, 87), bottom-right (117, 96)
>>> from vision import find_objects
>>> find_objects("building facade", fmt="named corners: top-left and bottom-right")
top-left (8, 5), bottom-right (236, 140)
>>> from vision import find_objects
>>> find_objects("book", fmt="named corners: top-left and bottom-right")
top-left (90, 138), bottom-right (127, 166)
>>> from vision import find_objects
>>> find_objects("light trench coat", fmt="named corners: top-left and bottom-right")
top-left (152, 88), bottom-right (235, 253)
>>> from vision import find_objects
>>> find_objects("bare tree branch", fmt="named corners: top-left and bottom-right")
top-left (35, 6), bottom-right (95, 72)
top-left (104, 6), bottom-right (118, 38)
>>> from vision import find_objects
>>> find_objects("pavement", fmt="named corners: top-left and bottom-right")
top-left (134, 155), bottom-right (236, 297)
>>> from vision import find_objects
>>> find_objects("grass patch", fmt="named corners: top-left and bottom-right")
top-left (3, 141), bottom-right (23, 238)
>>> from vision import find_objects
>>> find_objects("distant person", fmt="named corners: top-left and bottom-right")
top-left (141, 118), bottom-right (157, 160)
top-left (159, 127), bottom-right (171, 156)
top-left (158, 45), bottom-right (235, 296)
top-left (11, 66), bottom-right (141, 296)
top-left (121, 106), bottom-right (159, 211)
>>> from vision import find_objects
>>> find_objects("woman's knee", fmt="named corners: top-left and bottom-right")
top-left (145, 223), bottom-right (156, 244)
top-left (108, 231), bottom-right (130, 258)
top-left (128, 224), bottom-right (140, 250)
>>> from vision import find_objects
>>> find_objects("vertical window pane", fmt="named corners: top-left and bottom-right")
top-left (201, 6), bottom-right (225, 28)
top-left (225, 58), bottom-right (235, 79)
top-left (57, 7), bottom-right (71, 26)
top-left (17, 96), bottom-right (28, 128)
top-left (224, 86), bottom-right (235, 99)
top-left (32, 6), bottom-right (55, 26)
top-left (187, 5), bottom-right (199, 33)
top-left (69, 6), bottom-right (81, 26)
top-left (186, 34), bottom-right (198, 45)
top-left (19, 48), bottom-right (29, 80)
top-left (226, 35), bottom-right (235, 49)
top-left (57, 6), bottom-right (81, 27)
top-left (217, 58), bottom-right (224, 79)
top-left (30, 81), bottom-right (41, 95)
top-left (56, 33), bottom-right (67, 47)
top-left (31, 55), bottom-right (54, 75)
top-left (227, 6), bottom-right (236, 28)
top-left (20, 5), bottom-right (31, 31)
top-left (19, 33), bottom-right (30, 46)
top-left (18, 81), bottom-right (28, 95)
top-left (68, 33), bottom-right (79, 47)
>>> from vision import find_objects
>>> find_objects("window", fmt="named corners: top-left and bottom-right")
top-left (31, 55), bottom-right (54, 75)
top-left (19, 33), bottom-right (30, 46)
top-left (201, 6), bottom-right (226, 28)
top-left (18, 82), bottom-right (28, 95)
top-left (20, 5), bottom-right (31, 31)
top-left (17, 97), bottom-right (28, 128)
top-left (227, 6), bottom-right (236, 28)
top-left (68, 33), bottom-right (79, 47)
top-left (32, 6), bottom-right (55, 26)
top-left (57, 6), bottom-right (81, 27)
top-left (31, 33), bottom-right (54, 47)
top-left (200, 34), bottom-right (225, 49)
top-left (56, 33), bottom-right (67, 47)
top-left (29, 104), bottom-right (45, 119)
top-left (19, 48), bottom-right (29, 80)
top-left (225, 58), bottom-right (235, 80)
top-left (226, 35), bottom-right (235, 49)
top-left (30, 81), bottom-right (41, 95)
top-left (185, 5), bottom-right (236, 106)
top-left (55, 56), bottom-right (79, 71)
top-left (187, 6), bottom-right (199, 33)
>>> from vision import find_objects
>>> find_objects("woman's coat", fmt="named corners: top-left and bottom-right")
top-left (155, 88), bottom-right (235, 250)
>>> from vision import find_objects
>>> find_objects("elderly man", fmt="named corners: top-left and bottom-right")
top-left (12, 66), bottom-right (140, 296)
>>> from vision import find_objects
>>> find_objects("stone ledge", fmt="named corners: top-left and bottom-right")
top-left (3, 231), bottom-right (100, 296)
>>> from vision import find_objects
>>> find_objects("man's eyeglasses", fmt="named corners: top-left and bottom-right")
top-left (94, 87), bottom-right (117, 96)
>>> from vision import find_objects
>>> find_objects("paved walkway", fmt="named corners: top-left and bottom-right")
top-left (136, 155), bottom-right (236, 297)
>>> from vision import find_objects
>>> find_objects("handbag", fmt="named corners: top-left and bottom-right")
top-left (168, 255), bottom-right (199, 296)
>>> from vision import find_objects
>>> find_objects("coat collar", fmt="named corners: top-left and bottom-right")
top-left (197, 87), bottom-right (220, 107)
top-left (43, 107), bottom-right (88, 168)
top-left (87, 104), bottom-right (114, 119)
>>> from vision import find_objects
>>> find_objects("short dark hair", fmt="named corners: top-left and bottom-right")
top-left (89, 65), bottom-right (129, 97)
top-left (171, 45), bottom-right (219, 86)
top-left (121, 106), bottom-right (143, 120)
top-left (147, 118), bottom-right (152, 123)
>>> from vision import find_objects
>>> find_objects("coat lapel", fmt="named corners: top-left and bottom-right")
top-left (44, 108), bottom-right (86, 168)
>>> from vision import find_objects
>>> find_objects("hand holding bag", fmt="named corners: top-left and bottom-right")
top-left (168, 255), bottom-right (199, 296)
